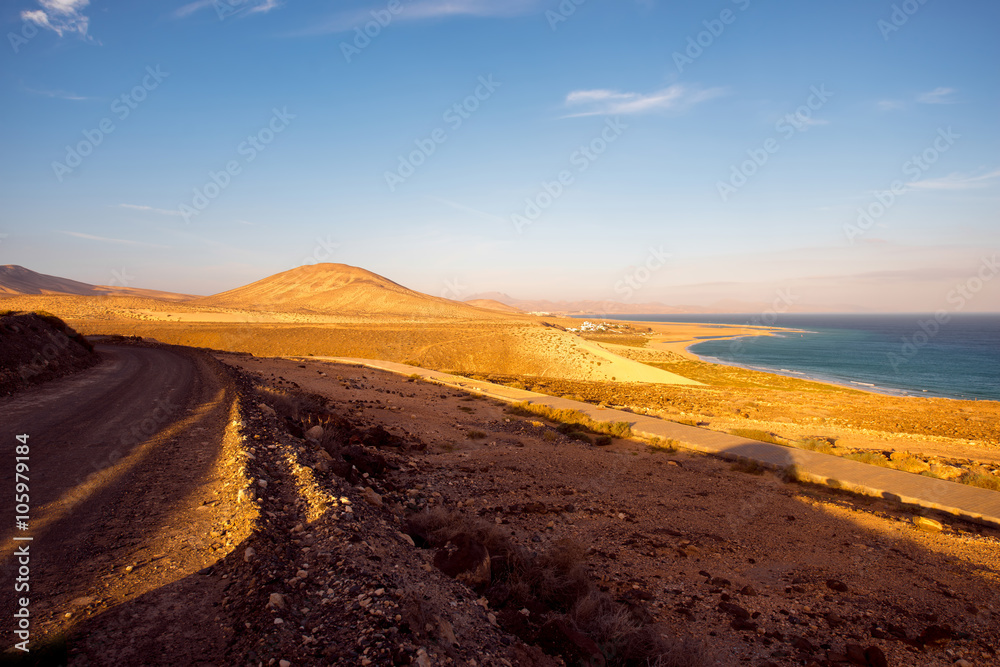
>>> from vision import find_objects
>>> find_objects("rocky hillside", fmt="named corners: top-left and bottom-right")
top-left (0, 311), bottom-right (99, 395)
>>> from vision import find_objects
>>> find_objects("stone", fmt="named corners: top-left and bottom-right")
top-left (792, 637), bottom-right (817, 653)
top-left (912, 516), bottom-right (943, 532)
top-left (739, 585), bottom-right (757, 596)
top-left (826, 579), bottom-right (849, 592)
top-left (718, 601), bottom-right (751, 620)
top-left (864, 646), bottom-right (888, 667)
top-left (258, 403), bottom-right (276, 417)
top-left (269, 593), bottom-right (286, 609)
top-left (436, 616), bottom-right (457, 647)
top-left (306, 425), bottom-right (324, 440)
top-left (362, 487), bottom-right (383, 507)
top-left (244, 547), bottom-right (256, 562)
top-left (279, 661), bottom-right (291, 667)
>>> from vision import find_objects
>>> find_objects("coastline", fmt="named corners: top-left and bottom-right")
top-left (584, 314), bottom-right (999, 403)
top-left (682, 332), bottom-right (982, 402)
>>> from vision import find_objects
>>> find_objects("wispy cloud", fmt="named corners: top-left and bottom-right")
top-left (118, 203), bottom-right (184, 216)
top-left (563, 84), bottom-right (725, 117)
top-left (877, 99), bottom-right (904, 111)
top-left (916, 87), bottom-right (957, 105)
top-left (22, 0), bottom-right (94, 41)
top-left (61, 231), bottom-right (169, 248)
top-left (425, 195), bottom-right (506, 224)
top-left (909, 168), bottom-right (1000, 191)
top-left (173, 0), bottom-right (284, 20)
top-left (23, 86), bottom-right (89, 101)
top-left (300, 0), bottom-right (542, 34)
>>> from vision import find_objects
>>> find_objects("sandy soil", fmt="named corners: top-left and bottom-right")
top-left (216, 352), bottom-right (1000, 666)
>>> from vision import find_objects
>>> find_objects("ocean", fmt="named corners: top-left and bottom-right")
top-left (593, 314), bottom-right (1000, 402)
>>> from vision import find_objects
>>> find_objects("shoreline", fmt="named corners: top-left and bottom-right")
top-left (682, 333), bottom-right (991, 403)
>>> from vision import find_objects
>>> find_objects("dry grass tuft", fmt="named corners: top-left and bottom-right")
top-left (959, 466), bottom-right (1000, 491)
top-left (404, 509), bottom-right (713, 666)
top-left (507, 402), bottom-right (632, 439)
top-left (729, 427), bottom-right (785, 445)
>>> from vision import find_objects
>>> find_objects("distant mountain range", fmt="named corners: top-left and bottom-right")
top-left (462, 291), bottom-right (857, 315)
top-left (0, 265), bottom-right (195, 301)
top-left (1, 264), bottom-right (860, 316)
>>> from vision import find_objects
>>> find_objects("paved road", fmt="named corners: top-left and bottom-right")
top-left (318, 357), bottom-right (1000, 528)
top-left (0, 344), bottom-right (235, 659)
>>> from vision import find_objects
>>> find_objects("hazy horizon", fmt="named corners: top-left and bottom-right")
top-left (2, 0), bottom-right (998, 312)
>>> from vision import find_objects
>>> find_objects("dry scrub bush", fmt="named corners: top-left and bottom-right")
top-left (404, 509), bottom-right (713, 666)
top-left (959, 466), bottom-right (1000, 491)
top-left (508, 402), bottom-right (632, 439)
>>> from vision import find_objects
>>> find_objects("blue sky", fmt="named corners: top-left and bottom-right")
top-left (1, 0), bottom-right (998, 311)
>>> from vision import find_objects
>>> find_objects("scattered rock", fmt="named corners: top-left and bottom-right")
top-left (306, 425), bottom-right (324, 440)
top-left (361, 486), bottom-right (383, 507)
top-left (826, 579), bottom-right (849, 592)
top-left (913, 516), bottom-right (943, 532)
top-left (864, 646), bottom-right (888, 667)
top-left (718, 601), bottom-right (751, 620)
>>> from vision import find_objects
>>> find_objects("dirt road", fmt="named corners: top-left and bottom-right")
top-left (0, 343), bottom-right (246, 664)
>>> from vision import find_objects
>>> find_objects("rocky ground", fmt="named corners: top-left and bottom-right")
top-left (202, 352), bottom-right (1000, 667)
top-left (0, 311), bottom-right (98, 395)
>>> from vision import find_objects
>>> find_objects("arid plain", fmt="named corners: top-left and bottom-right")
top-left (3, 262), bottom-right (1000, 666)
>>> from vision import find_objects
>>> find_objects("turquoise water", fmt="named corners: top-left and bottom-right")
top-left (592, 314), bottom-right (1000, 402)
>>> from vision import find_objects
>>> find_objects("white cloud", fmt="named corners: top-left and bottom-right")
top-left (61, 231), bottom-right (169, 248)
top-left (301, 0), bottom-right (542, 34)
top-left (563, 84), bottom-right (725, 117)
top-left (909, 168), bottom-right (1000, 191)
top-left (21, 0), bottom-right (92, 40)
top-left (174, 0), bottom-right (283, 20)
top-left (118, 203), bottom-right (184, 216)
top-left (247, 0), bottom-right (282, 14)
top-left (23, 86), bottom-right (89, 101)
top-left (916, 87), bottom-right (957, 105)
